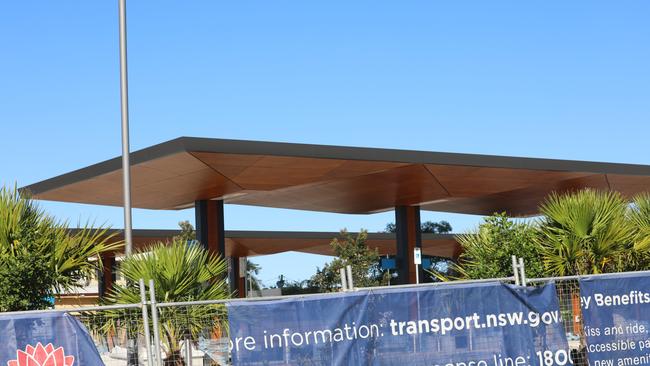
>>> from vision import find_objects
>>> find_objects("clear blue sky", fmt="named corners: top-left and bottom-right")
top-left (1, 1), bottom-right (649, 286)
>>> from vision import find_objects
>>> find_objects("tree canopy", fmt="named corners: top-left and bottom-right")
top-left (446, 189), bottom-right (650, 280)
top-left (309, 230), bottom-right (386, 292)
top-left (384, 220), bottom-right (452, 234)
top-left (443, 213), bottom-right (544, 280)
top-left (0, 185), bottom-right (121, 311)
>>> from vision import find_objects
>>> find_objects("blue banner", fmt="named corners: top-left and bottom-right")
top-left (580, 273), bottom-right (650, 366)
top-left (228, 282), bottom-right (569, 365)
top-left (0, 312), bottom-right (104, 366)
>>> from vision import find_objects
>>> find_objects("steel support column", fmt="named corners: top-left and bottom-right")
top-left (395, 205), bottom-right (422, 284)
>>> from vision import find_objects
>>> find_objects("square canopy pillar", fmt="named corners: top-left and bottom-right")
top-left (195, 200), bottom-right (225, 255)
top-left (195, 200), bottom-right (242, 295)
top-left (395, 205), bottom-right (423, 285)
top-left (98, 253), bottom-right (116, 298)
top-left (230, 257), bottom-right (247, 298)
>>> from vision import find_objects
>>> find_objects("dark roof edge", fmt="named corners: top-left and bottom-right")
top-left (22, 136), bottom-right (650, 195)
top-left (182, 137), bottom-right (650, 174)
top-left (21, 137), bottom-right (188, 195)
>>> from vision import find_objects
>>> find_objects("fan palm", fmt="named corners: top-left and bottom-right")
top-left (630, 193), bottom-right (650, 251)
top-left (0, 185), bottom-right (121, 311)
top-left (538, 189), bottom-right (633, 276)
top-left (102, 239), bottom-right (230, 365)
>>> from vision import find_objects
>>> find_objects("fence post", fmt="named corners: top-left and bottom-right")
top-left (184, 337), bottom-right (192, 365)
top-left (149, 279), bottom-right (162, 366)
top-left (511, 255), bottom-right (520, 286)
top-left (139, 279), bottom-right (154, 366)
top-left (518, 257), bottom-right (527, 286)
top-left (340, 267), bottom-right (348, 291)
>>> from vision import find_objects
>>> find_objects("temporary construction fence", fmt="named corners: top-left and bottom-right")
top-left (0, 279), bottom-right (153, 366)
top-left (4, 264), bottom-right (650, 366)
top-left (148, 274), bottom-right (590, 366)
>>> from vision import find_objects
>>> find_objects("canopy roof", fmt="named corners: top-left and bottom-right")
top-left (107, 229), bottom-right (460, 258)
top-left (23, 137), bottom-right (650, 216)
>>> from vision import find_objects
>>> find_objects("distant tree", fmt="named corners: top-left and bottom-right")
top-left (279, 279), bottom-right (318, 295)
top-left (309, 229), bottom-right (386, 292)
top-left (173, 220), bottom-right (196, 244)
top-left (384, 220), bottom-right (452, 234)
top-left (421, 220), bottom-right (453, 234)
top-left (246, 260), bottom-right (263, 293)
top-left (276, 274), bottom-right (286, 288)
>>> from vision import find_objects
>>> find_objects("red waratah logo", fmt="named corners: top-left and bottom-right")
top-left (7, 343), bottom-right (74, 366)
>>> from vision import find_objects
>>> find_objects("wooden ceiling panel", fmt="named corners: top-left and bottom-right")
top-left (423, 174), bottom-right (610, 216)
top-left (189, 152), bottom-right (263, 180)
top-left (133, 172), bottom-right (242, 209)
top-left (192, 153), bottom-right (345, 188)
top-left (606, 174), bottom-right (650, 197)
top-left (321, 160), bottom-right (410, 179)
top-left (425, 164), bottom-right (592, 197)
top-left (132, 153), bottom-right (217, 186)
top-left (191, 152), bottom-right (409, 191)
top-left (111, 229), bottom-right (461, 259)
top-left (224, 235), bottom-right (460, 258)
top-left (228, 165), bottom-right (450, 213)
top-left (227, 238), bottom-right (329, 257)
top-left (30, 175), bottom-right (123, 206)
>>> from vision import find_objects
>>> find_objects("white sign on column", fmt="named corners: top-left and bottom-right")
top-left (414, 247), bottom-right (422, 284)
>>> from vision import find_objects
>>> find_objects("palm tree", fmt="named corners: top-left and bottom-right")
top-left (537, 189), bottom-right (634, 337)
top-left (0, 185), bottom-right (121, 311)
top-left (102, 239), bottom-right (230, 366)
top-left (246, 260), bottom-right (263, 294)
top-left (630, 193), bottom-right (650, 251)
top-left (538, 189), bottom-right (633, 276)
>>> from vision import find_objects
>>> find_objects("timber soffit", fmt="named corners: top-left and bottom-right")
top-left (21, 136), bottom-right (650, 196)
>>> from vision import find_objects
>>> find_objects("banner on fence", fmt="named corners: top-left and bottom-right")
top-left (0, 312), bottom-right (104, 366)
top-left (228, 282), bottom-right (569, 366)
top-left (580, 273), bottom-right (650, 366)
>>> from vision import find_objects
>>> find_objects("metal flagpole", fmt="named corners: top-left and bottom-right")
top-left (118, 0), bottom-right (133, 256)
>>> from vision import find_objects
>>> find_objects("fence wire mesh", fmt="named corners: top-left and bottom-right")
top-left (154, 303), bottom-right (229, 366)
top-left (54, 274), bottom-right (637, 365)
top-left (72, 307), bottom-right (151, 366)
top-left (530, 278), bottom-right (588, 366)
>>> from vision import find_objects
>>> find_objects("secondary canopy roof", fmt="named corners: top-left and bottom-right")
top-left (23, 137), bottom-right (650, 216)
top-left (109, 229), bottom-right (459, 258)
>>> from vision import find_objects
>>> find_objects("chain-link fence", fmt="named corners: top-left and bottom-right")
top-left (152, 301), bottom-right (229, 366)
top-left (8, 269), bottom-right (650, 365)
top-left (67, 276), bottom-right (590, 366)
top-left (74, 305), bottom-right (152, 366)
top-left (527, 278), bottom-right (588, 366)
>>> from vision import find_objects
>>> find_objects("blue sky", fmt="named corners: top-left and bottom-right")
top-left (1, 1), bottom-right (649, 286)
